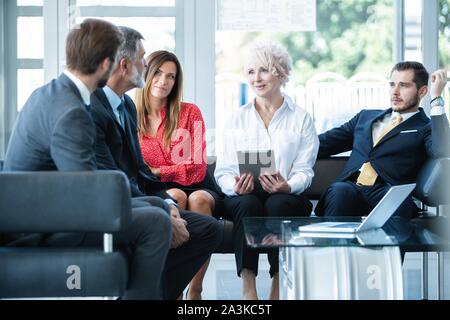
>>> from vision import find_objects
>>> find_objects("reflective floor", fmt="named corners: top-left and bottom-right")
top-left (194, 252), bottom-right (450, 300)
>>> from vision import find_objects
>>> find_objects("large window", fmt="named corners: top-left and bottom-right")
top-left (70, 0), bottom-right (178, 99)
top-left (71, 2), bottom-right (176, 54)
top-left (0, 0), bottom-right (44, 157)
top-left (16, 1), bottom-right (44, 112)
top-left (216, 0), bottom-right (395, 134)
top-left (404, 0), bottom-right (422, 61)
top-left (0, 0), bottom-right (444, 158)
top-left (439, 0), bottom-right (450, 116)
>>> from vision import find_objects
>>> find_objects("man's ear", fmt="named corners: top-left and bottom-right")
top-left (100, 57), bottom-right (112, 73)
top-left (418, 85), bottom-right (428, 99)
top-left (119, 57), bottom-right (128, 72)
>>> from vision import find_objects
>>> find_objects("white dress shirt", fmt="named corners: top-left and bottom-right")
top-left (215, 94), bottom-right (319, 196)
top-left (63, 70), bottom-right (91, 106)
top-left (371, 110), bottom-right (419, 142)
top-left (430, 105), bottom-right (446, 116)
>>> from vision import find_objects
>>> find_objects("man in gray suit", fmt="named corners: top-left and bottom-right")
top-left (3, 19), bottom-right (172, 300)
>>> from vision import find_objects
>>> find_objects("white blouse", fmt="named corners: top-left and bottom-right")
top-left (215, 94), bottom-right (319, 196)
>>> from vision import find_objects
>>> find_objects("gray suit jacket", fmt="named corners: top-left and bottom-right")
top-left (4, 73), bottom-right (96, 171)
top-left (3, 74), bottom-right (97, 246)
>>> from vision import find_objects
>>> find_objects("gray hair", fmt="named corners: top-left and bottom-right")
top-left (117, 26), bottom-right (144, 61)
top-left (245, 40), bottom-right (292, 86)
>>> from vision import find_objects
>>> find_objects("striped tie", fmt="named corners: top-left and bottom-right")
top-left (356, 115), bottom-right (403, 186)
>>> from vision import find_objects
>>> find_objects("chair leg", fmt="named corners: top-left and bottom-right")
top-left (435, 206), bottom-right (443, 300)
top-left (422, 252), bottom-right (428, 300)
top-left (437, 252), bottom-right (444, 300)
top-left (104, 233), bottom-right (113, 253)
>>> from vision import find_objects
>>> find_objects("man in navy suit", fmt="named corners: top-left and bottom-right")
top-left (316, 62), bottom-right (450, 219)
top-left (89, 26), bottom-right (223, 300)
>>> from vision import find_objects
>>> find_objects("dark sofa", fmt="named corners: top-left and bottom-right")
top-left (1, 156), bottom-right (448, 298)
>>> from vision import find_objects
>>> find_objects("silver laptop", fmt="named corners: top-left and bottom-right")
top-left (295, 228), bottom-right (394, 245)
top-left (298, 183), bottom-right (416, 233)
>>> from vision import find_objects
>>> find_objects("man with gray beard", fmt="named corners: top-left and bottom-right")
top-left (89, 26), bottom-right (223, 300)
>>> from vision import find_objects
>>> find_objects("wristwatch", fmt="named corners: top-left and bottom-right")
top-left (430, 96), bottom-right (445, 108)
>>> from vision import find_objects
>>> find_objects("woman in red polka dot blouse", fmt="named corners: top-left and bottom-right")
top-left (135, 50), bottom-right (223, 300)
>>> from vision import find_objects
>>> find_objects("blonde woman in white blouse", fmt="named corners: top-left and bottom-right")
top-left (215, 40), bottom-right (319, 300)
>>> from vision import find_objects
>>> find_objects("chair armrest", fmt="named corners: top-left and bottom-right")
top-left (414, 158), bottom-right (450, 207)
top-left (0, 171), bottom-right (131, 233)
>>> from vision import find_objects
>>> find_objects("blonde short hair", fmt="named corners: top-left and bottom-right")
top-left (244, 40), bottom-right (292, 86)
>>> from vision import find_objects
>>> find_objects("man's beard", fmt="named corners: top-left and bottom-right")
top-left (97, 59), bottom-right (116, 88)
top-left (130, 65), bottom-right (145, 89)
top-left (392, 94), bottom-right (420, 113)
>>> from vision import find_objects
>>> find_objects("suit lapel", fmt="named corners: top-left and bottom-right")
top-left (368, 109), bottom-right (391, 146)
top-left (95, 89), bottom-right (123, 129)
top-left (373, 108), bottom-right (428, 148)
top-left (94, 89), bottom-right (139, 165)
top-left (122, 97), bottom-right (139, 164)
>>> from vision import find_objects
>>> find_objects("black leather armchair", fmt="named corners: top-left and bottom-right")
top-left (0, 160), bottom-right (130, 299)
top-left (415, 158), bottom-right (450, 206)
top-left (410, 157), bottom-right (450, 299)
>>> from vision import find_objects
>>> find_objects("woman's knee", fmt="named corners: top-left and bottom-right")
top-left (188, 190), bottom-right (215, 212)
top-left (167, 188), bottom-right (188, 209)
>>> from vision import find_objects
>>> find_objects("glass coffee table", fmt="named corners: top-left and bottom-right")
top-left (243, 217), bottom-right (450, 300)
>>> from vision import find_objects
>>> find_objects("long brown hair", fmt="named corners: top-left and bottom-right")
top-left (135, 50), bottom-right (183, 148)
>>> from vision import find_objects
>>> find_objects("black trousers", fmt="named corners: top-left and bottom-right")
top-left (224, 192), bottom-right (312, 278)
top-left (161, 210), bottom-right (223, 300)
top-left (130, 197), bottom-right (224, 299)
top-left (315, 181), bottom-right (419, 219)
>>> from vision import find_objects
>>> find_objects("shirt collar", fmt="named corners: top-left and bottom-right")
top-left (63, 70), bottom-right (92, 106)
top-left (103, 86), bottom-right (123, 111)
top-left (282, 93), bottom-right (295, 111)
top-left (391, 109), bottom-right (419, 122)
top-left (244, 93), bottom-right (294, 111)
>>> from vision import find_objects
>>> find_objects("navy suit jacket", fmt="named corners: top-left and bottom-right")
top-left (318, 108), bottom-right (450, 186)
top-left (90, 88), bottom-right (172, 199)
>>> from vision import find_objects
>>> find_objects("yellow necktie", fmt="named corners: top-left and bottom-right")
top-left (356, 115), bottom-right (403, 186)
